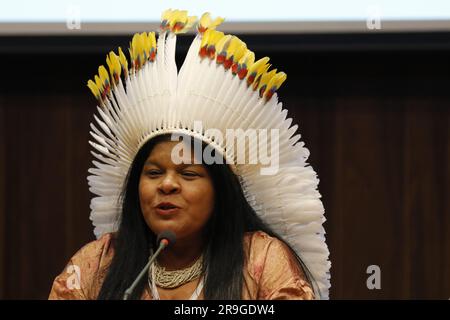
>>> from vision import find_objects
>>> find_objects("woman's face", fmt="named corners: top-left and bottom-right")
top-left (139, 140), bottom-right (215, 243)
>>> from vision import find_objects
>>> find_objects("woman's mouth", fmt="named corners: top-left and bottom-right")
top-left (155, 202), bottom-right (180, 215)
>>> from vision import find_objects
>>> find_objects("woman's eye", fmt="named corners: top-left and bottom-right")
top-left (182, 171), bottom-right (198, 177)
top-left (146, 170), bottom-right (161, 176)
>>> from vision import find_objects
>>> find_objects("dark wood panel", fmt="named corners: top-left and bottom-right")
top-left (2, 94), bottom-right (94, 299)
top-left (333, 99), bottom-right (403, 298)
top-left (404, 99), bottom-right (449, 298)
top-left (4, 95), bottom-right (66, 298)
top-left (443, 106), bottom-right (450, 299)
top-left (0, 97), bottom-right (5, 299)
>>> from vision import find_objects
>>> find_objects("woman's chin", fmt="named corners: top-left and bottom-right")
top-left (146, 218), bottom-right (180, 236)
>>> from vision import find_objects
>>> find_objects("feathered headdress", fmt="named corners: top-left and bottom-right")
top-left (86, 9), bottom-right (331, 299)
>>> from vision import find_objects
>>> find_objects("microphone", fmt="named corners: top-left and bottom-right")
top-left (123, 230), bottom-right (176, 300)
top-left (157, 230), bottom-right (176, 248)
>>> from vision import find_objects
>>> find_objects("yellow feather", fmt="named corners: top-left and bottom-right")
top-left (171, 10), bottom-right (186, 26)
top-left (87, 79), bottom-right (100, 99)
top-left (166, 9), bottom-right (197, 34)
top-left (200, 29), bottom-right (212, 48)
top-left (216, 34), bottom-right (232, 54)
top-left (138, 33), bottom-right (145, 64)
top-left (94, 75), bottom-right (102, 89)
top-left (98, 65), bottom-right (110, 85)
top-left (200, 29), bottom-right (225, 47)
top-left (161, 9), bottom-right (174, 21)
top-left (130, 33), bottom-right (146, 68)
top-left (199, 12), bottom-right (211, 27)
top-left (258, 69), bottom-right (277, 89)
top-left (238, 50), bottom-right (255, 68)
top-left (226, 37), bottom-right (237, 55)
top-left (267, 71), bottom-right (287, 90)
top-left (248, 57), bottom-right (270, 76)
top-left (118, 47), bottom-right (128, 72)
top-left (106, 51), bottom-right (121, 83)
top-left (184, 16), bottom-right (197, 31)
top-left (141, 32), bottom-right (150, 60)
top-left (234, 45), bottom-right (247, 62)
top-left (200, 30), bottom-right (225, 58)
top-left (106, 55), bottom-right (111, 69)
top-left (210, 30), bottom-right (225, 45)
top-left (149, 32), bottom-right (156, 49)
top-left (169, 10), bottom-right (184, 29)
top-left (199, 12), bottom-right (224, 31)
top-left (130, 34), bottom-right (138, 64)
top-left (227, 37), bottom-right (246, 61)
top-left (211, 16), bottom-right (225, 28)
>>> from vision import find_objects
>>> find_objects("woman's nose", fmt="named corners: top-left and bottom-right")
top-left (158, 173), bottom-right (181, 194)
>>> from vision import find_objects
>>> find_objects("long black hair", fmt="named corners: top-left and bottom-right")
top-left (97, 134), bottom-right (316, 299)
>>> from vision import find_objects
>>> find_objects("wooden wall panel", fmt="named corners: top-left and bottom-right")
top-left (404, 100), bottom-right (449, 298)
top-left (0, 96), bottom-right (5, 298)
top-left (333, 99), bottom-right (400, 298)
top-left (1, 94), bottom-right (94, 299)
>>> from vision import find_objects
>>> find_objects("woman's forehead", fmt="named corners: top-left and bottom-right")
top-left (145, 140), bottom-right (204, 166)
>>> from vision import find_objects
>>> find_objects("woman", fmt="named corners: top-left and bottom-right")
top-left (49, 134), bottom-right (315, 299)
top-left (49, 9), bottom-right (330, 299)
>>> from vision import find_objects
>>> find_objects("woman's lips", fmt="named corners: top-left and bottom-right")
top-left (155, 207), bottom-right (180, 216)
top-left (155, 201), bottom-right (180, 216)
top-left (154, 202), bottom-right (180, 216)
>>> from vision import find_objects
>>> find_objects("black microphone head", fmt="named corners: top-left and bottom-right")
top-left (157, 230), bottom-right (176, 247)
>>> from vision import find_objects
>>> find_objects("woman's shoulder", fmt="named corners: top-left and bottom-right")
top-left (243, 230), bottom-right (293, 260)
top-left (243, 230), bottom-right (294, 279)
top-left (67, 232), bottom-right (116, 280)
top-left (72, 232), bottom-right (116, 262)
top-left (48, 232), bottom-right (116, 300)
top-left (242, 230), bottom-right (315, 299)
top-left (243, 230), bottom-right (282, 249)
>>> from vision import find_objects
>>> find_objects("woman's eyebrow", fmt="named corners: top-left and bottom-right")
top-left (181, 163), bottom-right (202, 168)
top-left (143, 161), bottom-right (200, 169)
top-left (143, 160), bottom-right (160, 167)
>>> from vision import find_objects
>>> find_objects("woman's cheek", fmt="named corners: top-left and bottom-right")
top-left (139, 181), bottom-right (155, 210)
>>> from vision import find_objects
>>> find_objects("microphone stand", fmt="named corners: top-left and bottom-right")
top-left (123, 240), bottom-right (168, 300)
